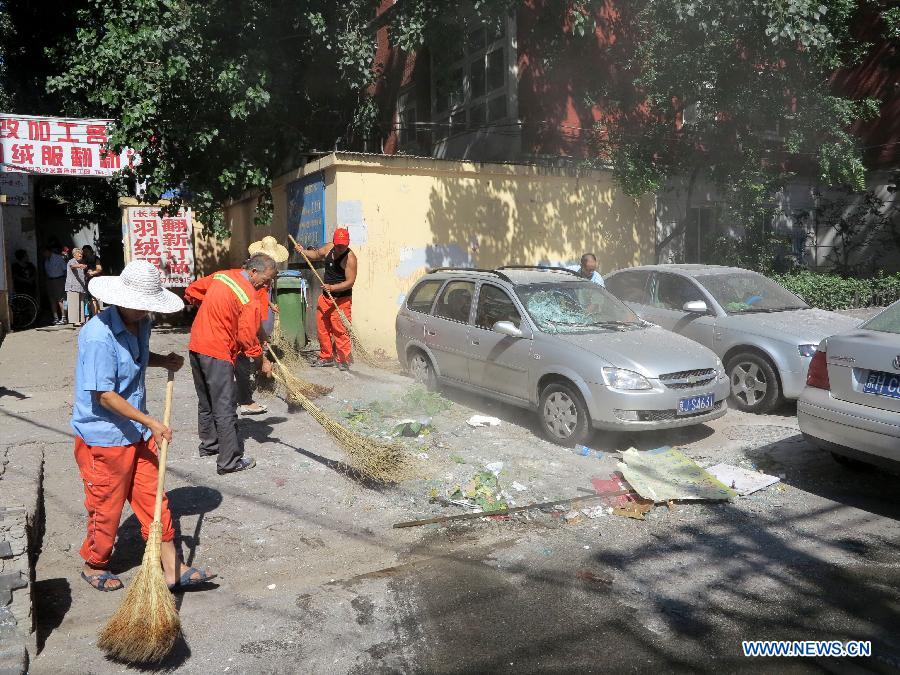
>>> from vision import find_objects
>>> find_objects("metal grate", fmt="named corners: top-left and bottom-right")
top-left (659, 368), bottom-right (717, 390)
top-left (637, 401), bottom-right (724, 422)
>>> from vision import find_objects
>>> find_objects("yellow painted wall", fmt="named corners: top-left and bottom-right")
top-left (331, 156), bottom-right (655, 357)
top-left (220, 153), bottom-right (656, 358)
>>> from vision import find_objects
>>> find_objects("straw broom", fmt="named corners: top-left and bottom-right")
top-left (287, 234), bottom-right (386, 369)
top-left (97, 371), bottom-right (180, 663)
top-left (269, 350), bottom-right (413, 483)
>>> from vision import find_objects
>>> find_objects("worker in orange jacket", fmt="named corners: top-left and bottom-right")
top-left (293, 228), bottom-right (357, 371)
top-left (184, 254), bottom-right (276, 474)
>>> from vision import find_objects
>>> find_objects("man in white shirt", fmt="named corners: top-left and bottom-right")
top-left (578, 253), bottom-right (604, 286)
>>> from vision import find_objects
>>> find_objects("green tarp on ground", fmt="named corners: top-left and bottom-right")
top-left (617, 446), bottom-right (737, 502)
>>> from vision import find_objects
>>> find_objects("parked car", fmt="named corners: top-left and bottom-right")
top-left (604, 264), bottom-right (860, 413)
top-left (396, 267), bottom-right (730, 446)
top-left (798, 300), bottom-right (900, 469)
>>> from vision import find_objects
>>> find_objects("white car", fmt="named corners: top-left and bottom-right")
top-left (798, 300), bottom-right (900, 469)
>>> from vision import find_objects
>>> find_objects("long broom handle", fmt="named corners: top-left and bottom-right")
top-left (287, 234), bottom-right (345, 312)
top-left (152, 370), bottom-right (176, 523)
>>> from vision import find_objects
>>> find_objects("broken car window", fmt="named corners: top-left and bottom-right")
top-left (515, 282), bottom-right (641, 334)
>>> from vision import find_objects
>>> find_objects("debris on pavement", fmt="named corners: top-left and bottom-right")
top-left (450, 470), bottom-right (509, 512)
top-left (612, 500), bottom-right (654, 520)
top-left (591, 473), bottom-right (639, 507)
top-left (392, 489), bottom-right (632, 528)
top-left (392, 417), bottom-right (433, 437)
top-left (705, 463), bottom-right (780, 496)
top-left (617, 447), bottom-right (737, 502)
top-left (484, 461), bottom-right (504, 475)
top-left (574, 445), bottom-right (605, 459)
top-left (564, 510), bottom-right (584, 525)
top-left (581, 505), bottom-right (610, 519)
top-left (576, 569), bottom-right (613, 585)
top-left (467, 415), bottom-right (502, 428)
top-left (511, 481), bottom-right (527, 492)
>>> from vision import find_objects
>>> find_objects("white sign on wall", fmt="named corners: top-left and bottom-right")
top-left (0, 114), bottom-right (133, 177)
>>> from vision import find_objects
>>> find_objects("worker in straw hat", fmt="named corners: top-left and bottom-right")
top-left (293, 227), bottom-right (357, 371)
top-left (71, 260), bottom-right (215, 592)
top-left (237, 236), bottom-right (289, 415)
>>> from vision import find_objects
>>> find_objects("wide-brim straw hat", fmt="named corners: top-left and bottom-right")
top-left (248, 235), bottom-right (289, 263)
top-left (88, 260), bottom-right (185, 314)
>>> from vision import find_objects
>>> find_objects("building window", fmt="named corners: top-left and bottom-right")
top-left (397, 90), bottom-right (418, 151)
top-left (432, 17), bottom-right (513, 141)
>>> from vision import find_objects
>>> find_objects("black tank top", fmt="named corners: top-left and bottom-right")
top-left (324, 248), bottom-right (352, 297)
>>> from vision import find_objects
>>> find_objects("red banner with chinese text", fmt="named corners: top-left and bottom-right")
top-left (0, 114), bottom-right (132, 176)
top-left (126, 206), bottom-right (195, 287)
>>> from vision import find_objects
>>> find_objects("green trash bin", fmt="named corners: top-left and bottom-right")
top-left (274, 275), bottom-right (307, 350)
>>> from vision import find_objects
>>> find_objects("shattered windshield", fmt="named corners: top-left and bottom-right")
top-left (515, 282), bottom-right (642, 334)
top-left (698, 272), bottom-right (809, 314)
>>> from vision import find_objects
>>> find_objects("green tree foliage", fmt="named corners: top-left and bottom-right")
top-left (578, 0), bottom-right (883, 255)
top-left (47, 0), bottom-right (384, 234)
top-left (4, 0), bottom-right (892, 244)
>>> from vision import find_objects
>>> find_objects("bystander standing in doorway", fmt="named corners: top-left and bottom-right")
top-left (43, 246), bottom-right (67, 324)
top-left (65, 247), bottom-right (89, 326)
top-left (81, 245), bottom-right (103, 316)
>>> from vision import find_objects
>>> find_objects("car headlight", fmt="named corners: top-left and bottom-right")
top-left (601, 367), bottom-right (652, 390)
top-left (798, 344), bottom-right (818, 358)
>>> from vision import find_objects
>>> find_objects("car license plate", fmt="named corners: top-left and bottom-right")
top-left (677, 393), bottom-right (715, 415)
top-left (863, 371), bottom-right (900, 399)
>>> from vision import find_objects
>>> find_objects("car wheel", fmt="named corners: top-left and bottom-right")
top-left (726, 352), bottom-right (781, 413)
top-left (408, 350), bottom-right (437, 391)
top-left (538, 382), bottom-right (591, 447)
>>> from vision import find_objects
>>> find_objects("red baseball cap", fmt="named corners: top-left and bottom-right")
top-left (333, 228), bottom-right (350, 246)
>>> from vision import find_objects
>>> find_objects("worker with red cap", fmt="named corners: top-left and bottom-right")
top-left (294, 227), bottom-right (357, 371)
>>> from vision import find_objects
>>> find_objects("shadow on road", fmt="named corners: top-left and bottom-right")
top-left (113, 486), bottom-right (224, 576)
top-left (33, 578), bottom-right (71, 653)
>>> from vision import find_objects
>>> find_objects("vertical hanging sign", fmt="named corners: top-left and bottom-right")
top-left (126, 206), bottom-right (195, 287)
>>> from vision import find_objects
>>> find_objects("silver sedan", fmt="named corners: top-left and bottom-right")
top-left (798, 300), bottom-right (900, 470)
top-left (604, 265), bottom-right (860, 413)
top-left (396, 267), bottom-right (729, 447)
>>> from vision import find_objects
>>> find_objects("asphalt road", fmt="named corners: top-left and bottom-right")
top-left (1, 326), bottom-right (897, 674)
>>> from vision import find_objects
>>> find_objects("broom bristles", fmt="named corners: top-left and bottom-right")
top-left (97, 522), bottom-right (181, 663)
top-left (272, 362), bottom-right (415, 484)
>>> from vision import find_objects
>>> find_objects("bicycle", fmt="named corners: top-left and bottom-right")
top-left (9, 293), bottom-right (39, 330)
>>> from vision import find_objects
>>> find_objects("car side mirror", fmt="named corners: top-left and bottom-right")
top-left (683, 300), bottom-right (708, 314)
top-left (493, 321), bottom-right (524, 338)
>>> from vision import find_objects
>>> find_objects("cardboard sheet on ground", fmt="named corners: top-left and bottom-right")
top-left (705, 463), bottom-right (779, 496)
top-left (617, 447), bottom-right (737, 502)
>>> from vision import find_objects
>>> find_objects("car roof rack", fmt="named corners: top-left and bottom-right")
top-left (427, 267), bottom-right (513, 283)
top-left (496, 265), bottom-right (582, 278)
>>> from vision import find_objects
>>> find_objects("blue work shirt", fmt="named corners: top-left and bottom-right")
top-left (587, 270), bottom-right (605, 287)
top-left (71, 306), bottom-right (152, 446)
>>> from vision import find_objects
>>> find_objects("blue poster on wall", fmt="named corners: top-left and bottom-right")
top-left (287, 172), bottom-right (326, 248)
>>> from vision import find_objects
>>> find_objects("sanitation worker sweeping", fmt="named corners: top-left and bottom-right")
top-left (68, 261), bottom-right (214, 662)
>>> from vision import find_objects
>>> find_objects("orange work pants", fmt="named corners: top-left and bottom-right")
top-left (74, 436), bottom-right (175, 567)
top-left (316, 294), bottom-right (352, 364)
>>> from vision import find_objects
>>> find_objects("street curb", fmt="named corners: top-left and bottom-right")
top-left (0, 445), bottom-right (45, 675)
